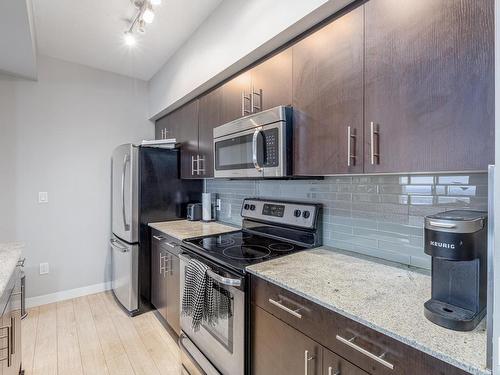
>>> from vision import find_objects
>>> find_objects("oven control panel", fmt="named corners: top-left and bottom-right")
top-left (241, 199), bottom-right (320, 229)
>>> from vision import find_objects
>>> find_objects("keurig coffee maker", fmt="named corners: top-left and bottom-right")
top-left (424, 210), bottom-right (487, 331)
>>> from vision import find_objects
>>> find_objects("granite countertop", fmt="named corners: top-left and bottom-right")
top-left (0, 242), bottom-right (23, 297)
top-left (148, 220), bottom-right (237, 240)
top-left (247, 247), bottom-right (489, 375)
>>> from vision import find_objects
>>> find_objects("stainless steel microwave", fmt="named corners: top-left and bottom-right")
top-left (213, 106), bottom-right (293, 178)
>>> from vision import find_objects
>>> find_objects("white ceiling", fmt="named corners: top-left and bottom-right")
top-left (32, 0), bottom-right (222, 81)
top-left (0, 0), bottom-right (37, 79)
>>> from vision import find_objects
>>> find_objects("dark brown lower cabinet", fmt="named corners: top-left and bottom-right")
top-left (251, 304), bottom-right (322, 375)
top-left (165, 250), bottom-right (181, 335)
top-left (151, 233), bottom-right (167, 319)
top-left (151, 230), bottom-right (181, 335)
top-left (250, 275), bottom-right (470, 375)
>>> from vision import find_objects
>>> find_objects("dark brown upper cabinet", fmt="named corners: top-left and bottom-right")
top-left (155, 100), bottom-right (199, 179)
top-left (364, 0), bottom-right (494, 173)
top-left (174, 101), bottom-right (199, 179)
top-left (249, 49), bottom-right (293, 112)
top-left (292, 6), bottom-right (364, 176)
top-left (198, 87), bottom-right (223, 179)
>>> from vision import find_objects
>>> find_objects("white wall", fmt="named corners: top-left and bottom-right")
top-left (148, 0), bottom-right (354, 120)
top-left (0, 55), bottom-right (153, 299)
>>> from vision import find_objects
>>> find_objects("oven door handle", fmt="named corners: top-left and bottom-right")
top-left (252, 128), bottom-right (263, 171)
top-left (180, 252), bottom-right (242, 287)
top-left (207, 269), bottom-right (242, 287)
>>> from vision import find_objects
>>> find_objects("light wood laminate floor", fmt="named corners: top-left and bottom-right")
top-left (22, 291), bottom-right (181, 375)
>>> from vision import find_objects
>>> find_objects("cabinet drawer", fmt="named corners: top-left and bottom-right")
top-left (250, 275), bottom-right (470, 375)
top-left (151, 230), bottom-right (181, 254)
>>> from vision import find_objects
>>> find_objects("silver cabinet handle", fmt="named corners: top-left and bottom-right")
top-left (347, 126), bottom-right (356, 167)
top-left (241, 91), bottom-right (251, 116)
top-left (304, 350), bottom-right (314, 375)
top-left (251, 86), bottom-right (262, 113)
top-left (252, 128), bottom-right (263, 171)
top-left (370, 122), bottom-right (380, 165)
top-left (336, 334), bottom-right (394, 370)
top-left (166, 242), bottom-right (178, 248)
top-left (110, 239), bottom-right (129, 252)
top-left (428, 221), bottom-right (457, 229)
top-left (206, 269), bottom-right (242, 286)
top-left (153, 235), bottom-right (165, 241)
top-left (191, 155), bottom-right (200, 176)
top-left (268, 298), bottom-right (302, 319)
top-left (197, 155), bottom-right (205, 175)
top-left (121, 154), bottom-right (131, 231)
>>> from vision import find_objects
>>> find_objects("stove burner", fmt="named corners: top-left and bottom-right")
top-left (269, 243), bottom-right (295, 252)
top-left (231, 232), bottom-right (253, 239)
top-left (222, 245), bottom-right (271, 260)
top-left (199, 237), bottom-right (235, 248)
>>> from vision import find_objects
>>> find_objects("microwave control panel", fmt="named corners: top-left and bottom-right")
top-left (263, 128), bottom-right (279, 167)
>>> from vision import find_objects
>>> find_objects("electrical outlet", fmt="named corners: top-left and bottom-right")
top-left (38, 192), bottom-right (48, 203)
top-left (39, 262), bottom-right (49, 275)
top-left (216, 199), bottom-right (221, 211)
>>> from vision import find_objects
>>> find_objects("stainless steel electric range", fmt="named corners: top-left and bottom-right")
top-left (178, 198), bottom-right (322, 375)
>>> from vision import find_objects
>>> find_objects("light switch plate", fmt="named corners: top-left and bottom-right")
top-left (39, 262), bottom-right (49, 275)
top-left (38, 192), bottom-right (48, 203)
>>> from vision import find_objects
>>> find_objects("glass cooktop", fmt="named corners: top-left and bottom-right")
top-left (182, 231), bottom-right (306, 273)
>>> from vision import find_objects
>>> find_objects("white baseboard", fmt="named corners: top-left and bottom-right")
top-left (26, 281), bottom-right (112, 308)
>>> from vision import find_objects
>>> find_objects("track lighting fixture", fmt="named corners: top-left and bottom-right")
top-left (123, 0), bottom-right (161, 46)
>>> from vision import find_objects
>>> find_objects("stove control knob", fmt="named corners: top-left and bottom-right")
top-left (293, 209), bottom-right (302, 218)
top-left (244, 203), bottom-right (250, 210)
top-left (250, 204), bottom-right (256, 211)
top-left (302, 210), bottom-right (311, 219)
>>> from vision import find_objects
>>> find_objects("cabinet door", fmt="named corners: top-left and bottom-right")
top-left (364, 0), bottom-right (494, 173)
top-left (221, 71), bottom-right (252, 123)
top-left (323, 347), bottom-right (368, 375)
top-left (165, 252), bottom-right (181, 335)
top-left (155, 112), bottom-right (175, 140)
top-left (151, 235), bottom-right (167, 319)
top-left (250, 49), bottom-right (292, 112)
top-left (170, 101), bottom-right (200, 179)
top-left (292, 6), bottom-right (364, 175)
top-left (251, 305), bottom-right (322, 375)
top-left (198, 88), bottom-right (221, 178)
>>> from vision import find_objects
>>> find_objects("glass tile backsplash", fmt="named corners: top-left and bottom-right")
top-left (205, 173), bottom-right (488, 270)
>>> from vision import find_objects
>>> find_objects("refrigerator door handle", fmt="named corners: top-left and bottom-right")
top-left (121, 154), bottom-right (131, 231)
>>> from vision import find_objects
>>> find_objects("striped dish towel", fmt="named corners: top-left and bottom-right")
top-left (182, 258), bottom-right (232, 331)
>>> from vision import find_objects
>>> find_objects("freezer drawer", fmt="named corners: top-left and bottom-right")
top-left (110, 236), bottom-right (138, 312)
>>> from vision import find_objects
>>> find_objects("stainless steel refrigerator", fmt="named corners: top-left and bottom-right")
top-left (110, 144), bottom-right (202, 315)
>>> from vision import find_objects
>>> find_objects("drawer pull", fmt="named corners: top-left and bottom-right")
top-left (268, 298), bottom-right (302, 319)
top-left (336, 335), bottom-right (394, 370)
top-left (166, 242), bottom-right (178, 248)
top-left (328, 367), bottom-right (340, 375)
top-left (153, 235), bottom-right (165, 241)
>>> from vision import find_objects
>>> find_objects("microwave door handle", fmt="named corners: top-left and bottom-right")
top-left (121, 154), bottom-right (130, 231)
top-left (252, 128), bottom-right (263, 171)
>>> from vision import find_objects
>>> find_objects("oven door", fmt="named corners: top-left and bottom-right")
top-left (213, 121), bottom-right (288, 178)
top-left (179, 252), bottom-right (245, 375)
